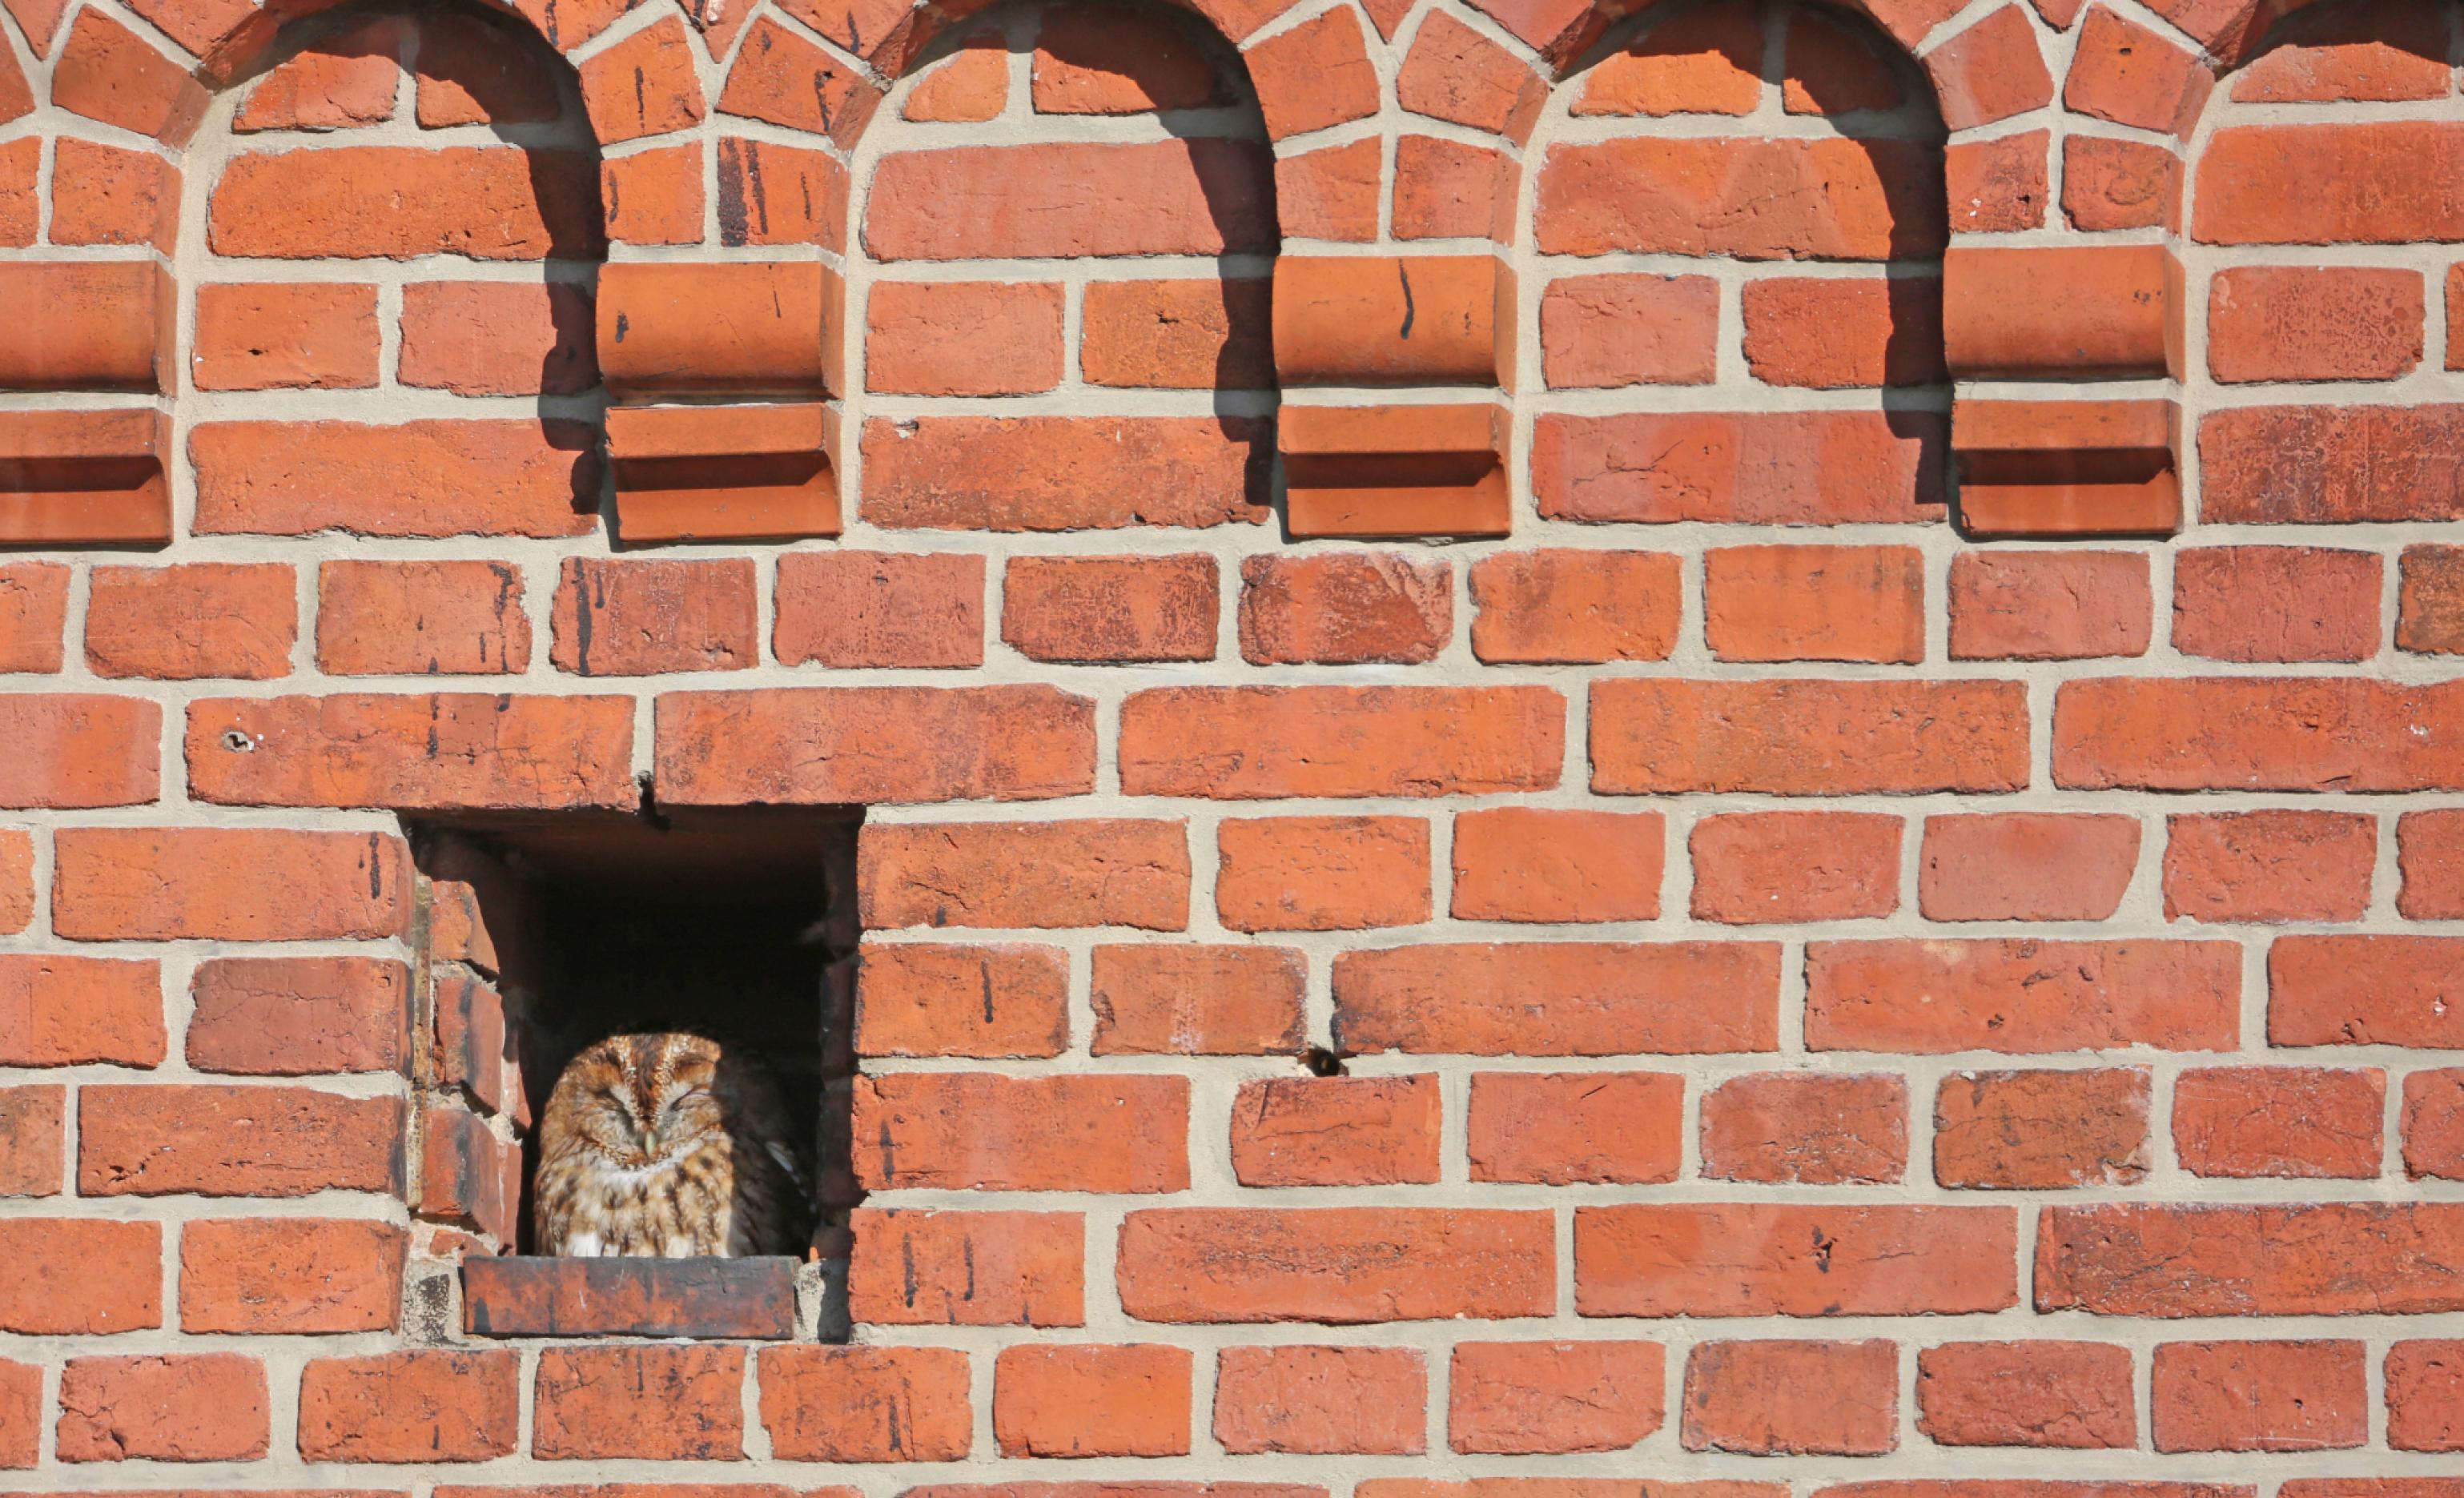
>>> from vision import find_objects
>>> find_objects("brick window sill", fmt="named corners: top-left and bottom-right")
top-left (463, 1255), bottom-right (800, 1339)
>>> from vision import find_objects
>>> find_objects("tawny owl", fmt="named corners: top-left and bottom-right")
top-left (533, 1031), bottom-right (810, 1257)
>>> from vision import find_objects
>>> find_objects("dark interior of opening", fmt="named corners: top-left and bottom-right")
top-left (407, 807), bottom-right (863, 1256)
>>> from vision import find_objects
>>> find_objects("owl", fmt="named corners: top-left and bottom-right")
top-left (533, 1030), bottom-right (810, 1257)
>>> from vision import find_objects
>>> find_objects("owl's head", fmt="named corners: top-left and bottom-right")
top-left (546, 1030), bottom-right (737, 1168)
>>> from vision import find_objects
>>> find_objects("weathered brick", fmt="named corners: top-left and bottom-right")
top-left (2269, 935), bottom-right (2464, 1047)
top-left (1467, 549), bottom-right (1681, 664)
top-left (2038, 1203), bottom-right (2464, 1314)
top-left (1742, 276), bottom-right (1945, 388)
top-left (54, 829), bottom-right (408, 941)
top-left (0, 955), bottom-right (163, 1067)
top-left (1700, 1072), bottom-right (1907, 1185)
top-left (299, 1349), bottom-right (517, 1461)
top-left (1445, 1343), bottom-right (1666, 1459)
top-left (192, 419), bottom-right (600, 538)
top-left (533, 1345), bottom-right (744, 1460)
top-left (1535, 410), bottom-right (1946, 524)
top-left (2173, 1066), bottom-right (2384, 1179)
top-left (867, 141), bottom-right (1273, 259)
top-left (0, 695), bottom-right (160, 808)
top-left (2198, 122), bottom-right (2464, 244)
top-left (179, 1218), bottom-right (406, 1335)
top-left (1690, 811), bottom-right (1900, 924)
top-left (1537, 138), bottom-right (1944, 259)
top-left (1577, 1204), bottom-right (2017, 1317)
top-left (1004, 555), bottom-right (1218, 664)
top-left (400, 282), bottom-right (596, 396)
top-left (1082, 278), bottom-right (1273, 389)
top-left (1594, 680), bottom-right (2024, 794)
top-left (860, 819), bottom-right (1190, 930)
top-left (2388, 1339), bottom-right (2464, 1452)
top-left (868, 280), bottom-right (1064, 397)
top-left (2402, 1070), bottom-right (2464, 1181)
top-left (1539, 273), bottom-right (1718, 388)
top-left (1919, 813), bottom-right (2140, 922)
top-left (1117, 1207), bottom-right (1554, 1323)
top-left (2209, 266), bottom-right (2422, 383)
top-left (192, 283), bottom-right (380, 391)
top-left (1808, 939), bottom-right (2238, 1053)
top-left (1231, 1074), bottom-right (1440, 1187)
top-left (856, 943), bottom-right (1068, 1059)
top-left (0, 1086), bottom-right (63, 1197)
top-left (1452, 808), bottom-right (1662, 923)
top-left (2401, 544), bottom-right (2464, 654)
top-left (758, 1345), bottom-right (972, 1462)
top-left (995, 1343), bottom-right (1190, 1458)
top-left (1576, 6), bottom-right (1763, 115)
top-left (316, 560), bottom-right (530, 677)
top-left (862, 415), bottom-right (1269, 531)
top-left (2164, 810), bottom-right (2374, 923)
top-left (2173, 547), bottom-right (2382, 662)
top-left (2057, 678), bottom-right (2464, 789)
top-left (1916, 1341), bottom-right (2136, 1448)
top-left (1218, 1345), bottom-right (1426, 1456)
top-left (2201, 405), bottom-right (2464, 522)
top-left (848, 1209), bottom-right (1084, 1327)
top-left (1218, 817), bottom-right (1429, 932)
top-left (210, 147), bottom-right (602, 259)
top-left (1122, 686), bottom-right (1563, 798)
top-left (1682, 1339), bottom-right (1896, 1456)
top-left (1467, 1071), bottom-right (1682, 1185)
top-left (2152, 1340), bottom-right (2366, 1452)
top-left (0, 1219), bottom-right (160, 1333)
top-left (1705, 545), bottom-right (1923, 663)
top-left (0, 563), bottom-right (68, 673)
top-left (1334, 942), bottom-right (1780, 1056)
top-left (1935, 1069), bottom-right (2151, 1189)
top-left (79, 1085), bottom-right (403, 1199)
top-left (0, 830), bottom-right (25, 936)
top-left (1239, 553), bottom-right (1450, 665)
top-left (84, 564), bottom-right (297, 681)
top-left (1949, 550), bottom-right (2152, 660)
top-left (553, 557), bottom-right (758, 677)
top-left (775, 552), bottom-right (986, 669)
top-left (1091, 945), bottom-right (1304, 1056)
top-left (657, 686), bottom-right (1095, 804)
top-left (0, 1355), bottom-right (30, 1468)
top-left (2064, 134), bottom-right (2180, 230)
top-left (56, 1353), bottom-right (268, 1462)
top-left (854, 1073), bottom-right (1188, 1192)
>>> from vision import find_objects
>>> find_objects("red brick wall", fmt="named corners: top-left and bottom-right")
top-left (2, 0), bottom-right (2463, 1488)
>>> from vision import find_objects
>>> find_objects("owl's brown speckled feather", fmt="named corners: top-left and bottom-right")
top-left (533, 1031), bottom-right (809, 1257)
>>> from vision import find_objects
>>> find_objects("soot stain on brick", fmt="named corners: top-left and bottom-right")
top-left (901, 1235), bottom-right (918, 1306)
top-left (1397, 260), bottom-right (1415, 339)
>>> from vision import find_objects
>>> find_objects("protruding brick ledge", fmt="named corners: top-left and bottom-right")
top-left (0, 408), bottom-right (173, 546)
top-left (607, 404), bottom-right (840, 544)
top-left (1943, 245), bottom-right (2181, 380)
top-left (1281, 403), bottom-right (1510, 540)
top-left (464, 1255), bottom-right (798, 1339)
top-left (1274, 254), bottom-right (1508, 387)
top-left (1954, 398), bottom-right (2181, 538)
top-left (0, 263), bottom-right (176, 394)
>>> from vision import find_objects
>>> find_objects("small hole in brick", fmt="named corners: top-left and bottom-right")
top-left (1302, 1046), bottom-right (1349, 1077)
top-left (220, 729), bottom-right (254, 753)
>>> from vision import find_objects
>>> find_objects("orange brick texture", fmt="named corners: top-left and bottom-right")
top-left (1, 0), bottom-right (2463, 1488)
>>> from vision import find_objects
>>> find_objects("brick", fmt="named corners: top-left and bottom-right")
top-left (1682, 1339), bottom-right (1895, 1456)
top-left (867, 140), bottom-right (1272, 259)
top-left (2209, 266), bottom-right (2422, 383)
top-left (1082, 277), bottom-right (1273, 389)
top-left (717, 17), bottom-right (868, 139)
top-left (533, 1346), bottom-right (744, 1460)
top-left (179, 1218), bottom-right (405, 1335)
top-left (1117, 1207), bottom-right (1554, 1323)
top-left (867, 281), bottom-right (1064, 396)
top-left (56, 1354), bottom-right (267, 1462)
top-left (657, 685), bottom-right (1095, 804)
top-left (1919, 813), bottom-right (2140, 922)
top-left (193, 283), bottom-right (380, 391)
top-left (0, 563), bottom-right (68, 673)
top-left (861, 819), bottom-right (1189, 930)
top-left (1393, 132), bottom-right (1515, 240)
top-left (431, 974), bottom-right (505, 1111)
top-left (78, 1085), bottom-right (402, 1198)
top-left (1452, 808), bottom-right (1662, 923)
top-left (1947, 130), bottom-right (2048, 231)
top-left (2232, 0), bottom-right (2446, 98)
top-left (2390, 1340), bottom-right (2464, 1451)
top-left (299, 1349), bottom-right (517, 1461)
top-left (210, 147), bottom-right (601, 259)
top-left (1091, 945), bottom-right (1304, 1056)
top-left (2055, 679), bottom-right (2464, 791)
top-left (1239, 553), bottom-right (1450, 665)
top-left (776, 552), bottom-right (984, 669)
top-left (316, 560), bottom-right (531, 676)
top-left (1535, 408), bottom-right (1947, 524)
top-left (1935, 1069), bottom-right (2152, 1189)
top-left (758, 1345), bottom-right (972, 1462)
top-left (996, 1344), bottom-right (1190, 1458)
top-left (0, 1086), bottom-right (62, 1197)
top-left (1916, 1342), bottom-right (2136, 1448)
top-left (1447, 1341), bottom-right (1660, 1456)
top-left (1783, 6), bottom-right (1903, 112)
top-left (2152, 1340), bottom-right (2366, 1452)
top-left (0, 1355), bottom-right (30, 1467)
top-left (1218, 817), bottom-right (1429, 932)
top-left (1231, 1074), bottom-right (1440, 1187)
top-left (187, 694), bottom-right (632, 811)
top-left (2065, 6), bottom-right (2209, 132)
top-left (192, 419), bottom-right (600, 538)
top-left (50, 138), bottom-right (179, 251)
top-left (854, 1073), bottom-right (1188, 1192)
top-left (1468, 1071), bottom-right (1682, 1185)
top-left (2271, 936), bottom-right (2464, 1046)
top-left (578, 14), bottom-right (704, 141)
top-left (1594, 680), bottom-right (2021, 795)
top-left (232, 17), bottom-right (405, 130)
top-left (2164, 810), bottom-right (2374, 923)
top-left (2173, 547), bottom-right (2382, 662)
top-left (2404, 1070), bottom-right (2464, 1180)
top-left (1004, 555), bottom-right (1218, 664)
top-left (2402, 809), bottom-right (2464, 918)
top-left (0, 831), bottom-right (25, 935)
top-left (1122, 685), bottom-right (1562, 798)
top-left (857, 943), bottom-right (1068, 1059)
top-left (1217, 1345), bottom-right (1425, 1456)
top-left (420, 1105), bottom-right (516, 1241)
top-left (1537, 138), bottom-right (1944, 259)
top-left (2037, 1202), bottom-right (2464, 1314)
top-left (2202, 405), bottom-right (2464, 523)
top-left (1742, 277), bottom-right (1945, 388)
top-left (1700, 1072), bottom-right (1907, 1185)
top-left (1576, 6), bottom-right (1763, 114)
top-left (1539, 273), bottom-right (1717, 388)
top-left (906, 29), bottom-right (1005, 119)
top-left (51, 10), bottom-right (208, 143)
top-left (1466, 550), bottom-right (1679, 665)
top-left (0, 1219), bottom-right (159, 1332)
top-left (0, 695), bottom-right (159, 808)
top-left (1334, 942), bottom-right (1779, 1056)
top-left (1808, 939), bottom-right (2238, 1054)
top-left (188, 957), bottom-right (408, 1077)
top-left (414, 9), bottom-right (559, 124)
top-left (0, 138), bottom-right (29, 246)
top-left (862, 414), bottom-right (1269, 531)
top-left (1397, 10), bottom-right (1529, 131)
top-left (0, 955), bottom-right (163, 1067)
top-left (85, 564), bottom-right (296, 681)
top-left (2064, 135), bottom-right (2180, 231)
top-left (1690, 811), bottom-right (1900, 924)
top-left (1279, 136), bottom-right (1381, 240)
top-left (1243, 6), bottom-right (1376, 138)
top-left (605, 143), bottom-right (706, 244)
top-left (717, 138), bottom-right (844, 247)
top-left (552, 557), bottom-right (757, 676)
top-left (2201, 122), bottom-right (2464, 244)
top-left (1705, 544), bottom-right (1923, 664)
top-left (2174, 1066), bottom-right (2384, 1179)
top-left (400, 282), bottom-right (596, 396)
top-left (1577, 1204), bottom-right (2017, 1317)
top-left (2402, 544), bottom-right (2464, 653)
top-left (848, 1208), bottom-right (1084, 1326)
top-left (1950, 550), bottom-right (2151, 661)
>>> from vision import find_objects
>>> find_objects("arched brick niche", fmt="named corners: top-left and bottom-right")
top-left (1517, 0), bottom-right (1954, 537)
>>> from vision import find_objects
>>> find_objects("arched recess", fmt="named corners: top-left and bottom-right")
top-left (2177, 0), bottom-right (2464, 544)
top-left (842, 0), bottom-right (1281, 539)
top-left (1516, 0), bottom-right (1957, 531)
